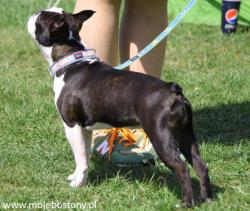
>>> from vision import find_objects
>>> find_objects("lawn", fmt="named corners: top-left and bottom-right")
top-left (0, 0), bottom-right (249, 210)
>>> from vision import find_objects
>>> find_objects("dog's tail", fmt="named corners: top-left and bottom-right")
top-left (165, 82), bottom-right (192, 129)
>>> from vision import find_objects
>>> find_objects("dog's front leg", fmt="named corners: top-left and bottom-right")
top-left (63, 123), bottom-right (92, 187)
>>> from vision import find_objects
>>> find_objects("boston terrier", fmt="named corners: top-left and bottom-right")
top-left (27, 7), bottom-right (212, 206)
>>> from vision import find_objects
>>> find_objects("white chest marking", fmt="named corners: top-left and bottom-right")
top-left (53, 74), bottom-right (65, 105)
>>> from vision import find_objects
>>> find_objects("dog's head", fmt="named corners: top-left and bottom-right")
top-left (27, 7), bottom-right (95, 47)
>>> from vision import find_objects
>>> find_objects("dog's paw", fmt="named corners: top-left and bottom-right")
top-left (68, 172), bottom-right (77, 181)
top-left (197, 196), bottom-right (213, 205)
top-left (69, 170), bottom-right (87, 188)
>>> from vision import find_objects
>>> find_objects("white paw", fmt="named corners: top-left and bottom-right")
top-left (68, 172), bottom-right (77, 181)
top-left (69, 170), bottom-right (88, 188)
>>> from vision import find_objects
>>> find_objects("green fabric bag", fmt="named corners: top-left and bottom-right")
top-left (169, 0), bottom-right (250, 26)
top-left (94, 138), bottom-right (155, 166)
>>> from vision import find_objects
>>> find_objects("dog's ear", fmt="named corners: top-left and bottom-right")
top-left (63, 10), bottom-right (95, 32)
top-left (72, 10), bottom-right (95, 24)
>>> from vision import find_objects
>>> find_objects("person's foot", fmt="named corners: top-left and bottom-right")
top-left (93, 128), bottom-right (156, 166)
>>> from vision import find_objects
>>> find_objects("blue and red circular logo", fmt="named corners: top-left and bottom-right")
top-left (225, 9), bottom-right (239, 25)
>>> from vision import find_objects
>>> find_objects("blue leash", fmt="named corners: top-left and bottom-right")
top-left (115, 0), bottom-right (197, 70)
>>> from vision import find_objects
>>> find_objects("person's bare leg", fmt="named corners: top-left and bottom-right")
top-left (120, 0), bottom-right (168, 78)
top-left (74, 0), bottom-right (121, 66)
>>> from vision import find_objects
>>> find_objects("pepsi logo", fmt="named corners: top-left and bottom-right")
top-left (225, 9), bottom-right (239, 25)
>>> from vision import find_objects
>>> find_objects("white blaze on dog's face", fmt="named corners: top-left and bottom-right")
top-left (27, 7), bottom-right (64, 65)
top-left (27, 7), bottom-right (63, 38)
top-left (27, 7), bottom-right (95, 65)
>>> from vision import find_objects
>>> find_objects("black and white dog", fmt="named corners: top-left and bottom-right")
top-left (27, 7), bottom-right (212, 206)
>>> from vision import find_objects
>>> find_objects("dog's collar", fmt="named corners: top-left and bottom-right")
top-left (49, 49), bottom-right (99, 77)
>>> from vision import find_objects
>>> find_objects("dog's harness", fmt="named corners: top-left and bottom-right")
top-left (49, 49), bottom-right (99, 77)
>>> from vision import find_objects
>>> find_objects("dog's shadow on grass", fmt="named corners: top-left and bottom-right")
top-left (194, 102), bottom-right (250, 144)
top-left (88, 156), bottom-right (223, 205)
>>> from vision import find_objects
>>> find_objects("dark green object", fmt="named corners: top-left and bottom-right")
top-left (94, 139), bottom-right (155, 166)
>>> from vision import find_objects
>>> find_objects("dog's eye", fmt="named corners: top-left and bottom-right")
top-left (51, 21), bottom-right (65, 33)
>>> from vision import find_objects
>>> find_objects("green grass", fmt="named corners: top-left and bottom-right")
top-left (0, 0), bottom-right (250, 210)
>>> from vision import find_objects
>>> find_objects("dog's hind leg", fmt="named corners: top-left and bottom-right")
top-left (63, 123), bottom-right (92, 187)
top-left (177, 100), bottom-right (212, 202)
top-left (178, 123), bottom-right (213, 202)
top-left (139, 93), bottom-right (195, 206)
top-left (143, 124), bottom-right (194, 207)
